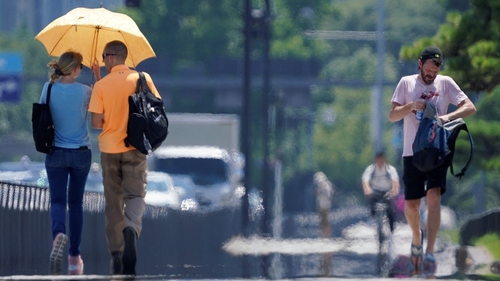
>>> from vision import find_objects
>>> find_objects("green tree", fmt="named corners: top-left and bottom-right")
top-left (130, 0), bottom-right (335, 68)
top-left (400, 0), bottom-right (500, 93)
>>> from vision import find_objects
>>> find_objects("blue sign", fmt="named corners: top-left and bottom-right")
top-left (0, 75), bottom-right (21, 102)
top-left (0, 52), bottom-right (23, 102)
top-left (0, 52), bottom-right (22, 74)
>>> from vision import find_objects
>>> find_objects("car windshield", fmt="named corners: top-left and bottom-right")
top-left (148, 180), bottom-right (168, 192)
top-left (155, 157), bottom-right (228, 186)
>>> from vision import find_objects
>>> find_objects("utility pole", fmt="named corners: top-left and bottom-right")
top-left (242, 0), bottom-right (252, 238)
top-left (241, 0), bottom-right (252, 277)
top-left (261, 0), bottom-right (272, 239)
top-left (372, 0), bottom-right (385, 153)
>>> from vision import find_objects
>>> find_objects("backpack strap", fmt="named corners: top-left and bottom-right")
top-left (137, 71), bottom-right (153, 154)
top-left (137, 71), bottom-right (151, 93)
top-left (447, 120), bottom-right (474, 179)
top-left (136, 71), bottom-right (148, 112)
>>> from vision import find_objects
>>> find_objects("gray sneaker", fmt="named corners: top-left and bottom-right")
top-left (49, 233), bottom-right (68, 275)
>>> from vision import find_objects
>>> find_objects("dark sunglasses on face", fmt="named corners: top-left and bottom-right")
top-left (102, 53), bottom-right (117, 59)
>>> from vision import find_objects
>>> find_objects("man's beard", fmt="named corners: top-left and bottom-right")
top-left (420, 69), bottom-right (436, 84)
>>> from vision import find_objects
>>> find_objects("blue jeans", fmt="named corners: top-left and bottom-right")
top-left (46, 147), bottom-right (91, 257)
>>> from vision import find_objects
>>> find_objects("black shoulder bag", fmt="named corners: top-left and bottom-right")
top-left (32, 84), bottom-right (55, 154)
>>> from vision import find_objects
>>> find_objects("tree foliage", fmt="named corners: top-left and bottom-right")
top-left (400, 0), bottom-right (500, 93)
top-left (128, 0), bottom-right (335, 68)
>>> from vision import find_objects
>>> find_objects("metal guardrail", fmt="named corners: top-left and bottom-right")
top-left (0, 181), bottom-right (247, 277)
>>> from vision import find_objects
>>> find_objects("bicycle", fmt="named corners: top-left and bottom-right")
top-left (372, 190), bottom-right (393, 277)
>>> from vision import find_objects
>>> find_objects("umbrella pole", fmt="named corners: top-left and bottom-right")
top-left (90, 28), bottom-right (100, 86)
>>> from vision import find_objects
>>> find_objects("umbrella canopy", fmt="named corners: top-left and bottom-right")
top-left (35, 7), bottom-right (155, 68)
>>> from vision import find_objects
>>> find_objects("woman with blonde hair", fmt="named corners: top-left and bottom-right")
top-left (40, 51), bottom-right (92, 275)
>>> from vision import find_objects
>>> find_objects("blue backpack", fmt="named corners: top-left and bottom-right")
top-left (412, 102), bottom-right (474, 179)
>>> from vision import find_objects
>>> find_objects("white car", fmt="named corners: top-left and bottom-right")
top-left (150, 146), bottom-right (243, 210)
top-left (145, 171), bottom-right (181, 209)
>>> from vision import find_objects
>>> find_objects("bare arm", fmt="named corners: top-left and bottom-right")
top-left (439, 98), bottom-right (477, 123)
top-left (389, 99), bottom-right (425, 122)
top-left (390, 180), bottom-right (400, 198)
top-left (91, 112), bottom-right (103, 129)
top-left (362, 180), bottom-right (373, 197)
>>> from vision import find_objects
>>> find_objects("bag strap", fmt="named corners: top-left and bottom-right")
top-left (448, 122), bottom-right (474, 179)
top-left (136, 71), bottom-right (153, 153)
top-left (137, 72), bottom-right (151, 93)
top-left (46, 83), bottom-right (53, 105)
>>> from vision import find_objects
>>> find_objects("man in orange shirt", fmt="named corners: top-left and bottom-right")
top-left (89, 40), bottom-right (161, 275)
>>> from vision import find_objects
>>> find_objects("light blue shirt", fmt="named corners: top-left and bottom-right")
top-left (39, 82), bottom-right (92, 149)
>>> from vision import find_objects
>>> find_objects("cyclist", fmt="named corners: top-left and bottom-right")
top-left (362, 151), bottom-right (400, 233)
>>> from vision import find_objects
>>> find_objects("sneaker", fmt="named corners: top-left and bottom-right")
top-left (50, 233), bottom-right (68, 275)
top-left (68, 255), bottom-right (84, 275)
top-left (423, 252), bottom-right (437, 277)
top-left (122, 226), bottom-right (137, 275)
top-left (110, 252), bottom-right (123, 275)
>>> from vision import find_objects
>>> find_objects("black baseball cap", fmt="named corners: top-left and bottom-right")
top-left (420, 46), bottom-right (443, 62)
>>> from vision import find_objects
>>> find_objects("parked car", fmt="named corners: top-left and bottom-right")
top-left (0, 155), bottom-right (47, 187)
top-left (144, 171), bottom-right (182, 209)
top-left (149, 146), bottom-right (243, 210)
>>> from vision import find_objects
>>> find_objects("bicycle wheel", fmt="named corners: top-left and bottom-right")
top-left (375, 205), bottom-right (391, 277)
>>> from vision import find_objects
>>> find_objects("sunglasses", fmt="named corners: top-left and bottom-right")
top-left (102, 53), bottom-right (117, 59)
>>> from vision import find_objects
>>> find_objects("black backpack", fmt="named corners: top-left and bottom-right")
top-left (412, 102), bottom-right (474, 179)
top-left (125, 72), bottom-right (169, 155)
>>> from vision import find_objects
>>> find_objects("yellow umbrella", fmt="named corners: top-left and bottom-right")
top-left (35, 7), bottom-right (155, 68)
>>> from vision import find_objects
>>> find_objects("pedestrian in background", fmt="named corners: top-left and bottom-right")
top-left (89, 40), bottom-right (161, 275)
top-left (313, 171), bottom-right (335, 276)
top-left (42, 51), bottom-right (92, 275)
top-left (314, 171), bottom-right (334, 237)
top-left (389, 46), bottom-right (476, 277)
top-left (361, 151), bottom-right (400, 234)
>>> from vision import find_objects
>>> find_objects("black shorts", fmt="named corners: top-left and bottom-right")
top-left (402, 156), bottom-right (450, 200)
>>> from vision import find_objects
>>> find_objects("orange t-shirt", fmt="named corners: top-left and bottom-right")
top-left (89, 65), bottom-right (161, 153)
